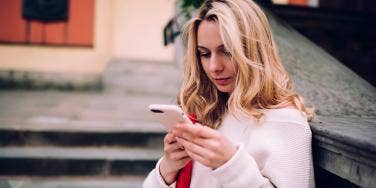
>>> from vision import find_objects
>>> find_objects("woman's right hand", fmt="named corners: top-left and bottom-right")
top-left (159, 132), bottom-right (191, 185)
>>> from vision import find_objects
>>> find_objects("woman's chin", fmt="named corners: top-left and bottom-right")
top-left (216, 85), bottom-right (234, 93)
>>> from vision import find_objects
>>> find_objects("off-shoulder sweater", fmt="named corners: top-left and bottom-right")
top-left (143, 108), bottom-right (315, 188)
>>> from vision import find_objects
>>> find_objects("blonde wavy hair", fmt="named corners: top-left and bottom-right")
top-left (178, 0), bottom-right (314, 129)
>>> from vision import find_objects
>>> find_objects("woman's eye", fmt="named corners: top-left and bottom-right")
top-left (198, 51), bottom-right (210, 58)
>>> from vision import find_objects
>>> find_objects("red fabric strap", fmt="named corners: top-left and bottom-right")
top-left (176, 160), bottom-right (193, 188)
top-left (176, 113), bottom-right (196, 188)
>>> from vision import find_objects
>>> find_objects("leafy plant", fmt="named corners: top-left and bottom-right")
top-left (180, 0), bottom-right (205, 18)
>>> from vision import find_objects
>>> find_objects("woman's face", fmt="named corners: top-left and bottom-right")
top-left (197, 20), bottom-right (237, 93)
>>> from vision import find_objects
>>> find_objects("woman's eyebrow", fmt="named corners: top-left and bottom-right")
top-left (197, 46), bottom-right (208, 50)
top-left (197, 44), bottom-right (225, 50)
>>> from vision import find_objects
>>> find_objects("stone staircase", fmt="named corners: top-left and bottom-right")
top-left (0, 59), bottom-right (181, 187)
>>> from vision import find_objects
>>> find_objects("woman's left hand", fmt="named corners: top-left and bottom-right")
top-left (172, 123), bottom-right (237, 169)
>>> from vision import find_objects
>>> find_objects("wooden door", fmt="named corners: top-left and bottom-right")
top-left (0, 0), bottom-right (94, 47)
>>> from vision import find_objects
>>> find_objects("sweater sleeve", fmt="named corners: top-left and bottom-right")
top-left (211, 121), bottom-right (314, 188)
top-left (143, 157), bottom-right (177, 188)
top-left (211, 144), bottom-right (275, 187)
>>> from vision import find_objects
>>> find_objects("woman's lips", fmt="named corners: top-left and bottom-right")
top-left (214, 77), bottom-right (232, 85)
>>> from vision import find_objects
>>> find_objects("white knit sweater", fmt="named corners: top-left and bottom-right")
top-left (143, 108), bottom-right (315, 188)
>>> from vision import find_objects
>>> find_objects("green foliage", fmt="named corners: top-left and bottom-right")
top-left (181, 0), bottom-right (205, 9)
top-left (180, 0), bottom-right (205, 18)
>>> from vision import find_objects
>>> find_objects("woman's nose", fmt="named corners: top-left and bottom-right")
top-left (208, 54), bottom-right (223, 72)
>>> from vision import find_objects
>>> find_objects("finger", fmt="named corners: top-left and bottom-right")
top-left (175, 133), bottom-right (209, 149)
top-left (184, 146), bottom-right (210, 167)
top-left (165, 142), bottom-right (184, 153)
top-left (172, 126), bottom-right (207, 146)
top-left (176, 137), bottom-right (215, 161)
top-left (199, 138), bottom-right (221, 151)
top-left (172, 129), bottom-right (195, 143)
top-left (170, 150), bottom-right (190, 160)
top-left (164, 132), bottom-right (176, 144)
top-left (176, 123), bottom-right (218, 139)
top-left (172, 136), bottom-right (184, 148)
top-left (173, 127), bottom-right (217, 149)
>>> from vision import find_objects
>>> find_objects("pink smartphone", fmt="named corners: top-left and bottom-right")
top-left (148, 104), bottom-right (193, 131)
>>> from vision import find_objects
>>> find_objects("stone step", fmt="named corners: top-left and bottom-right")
top-left (0, 120), bottom-right (166, 148)
top-left (0, 90), bottom-right (177, 124)
top-left (0, 90), bottom-right (173, 148)
top-left (103, 59), bottom-right (182, 96)
top-left (0, 176), bottom-right (146, 188)
top-left (0, 146), bottom-right (161, 176)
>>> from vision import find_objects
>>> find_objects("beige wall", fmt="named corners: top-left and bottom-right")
top-left (113, 0), bottom-right (174, 62)
top-left (0, 0), bottom-right (174, 75)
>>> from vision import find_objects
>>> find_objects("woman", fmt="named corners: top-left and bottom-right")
top-left (144, 0), bottom-right (315, 187)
